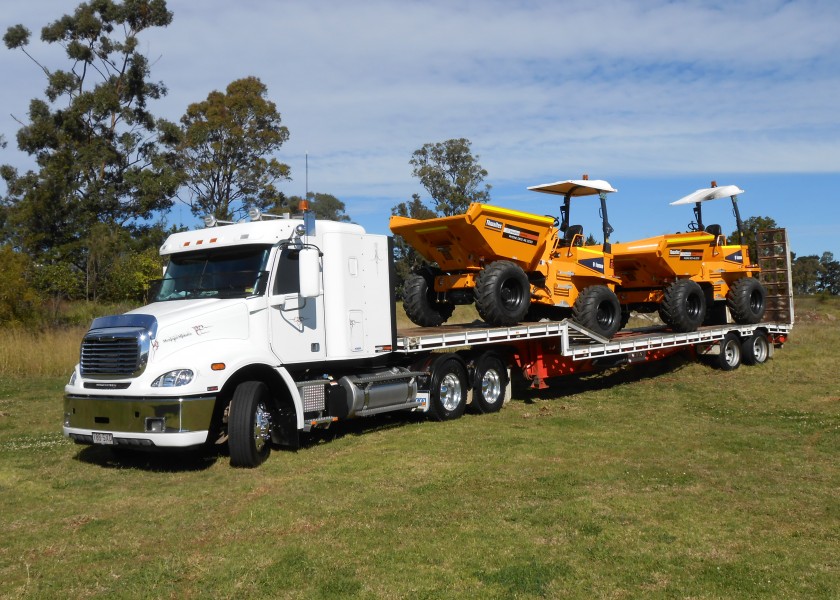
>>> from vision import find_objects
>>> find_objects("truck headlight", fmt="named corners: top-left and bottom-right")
top-left (68, 370), bottom-right (77, 386)
top-left (151, 369), bottom-right (194, 387)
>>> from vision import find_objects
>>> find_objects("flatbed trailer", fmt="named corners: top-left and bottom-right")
top-left (63, 215), bottom-right (794, 467)
top-left (395, 319), bottom-right (791, 390)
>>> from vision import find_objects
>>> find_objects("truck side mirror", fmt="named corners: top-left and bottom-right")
top-left (299, 247), bottom-right (322, 298)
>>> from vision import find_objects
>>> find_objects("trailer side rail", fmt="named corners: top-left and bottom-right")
top-left (397, 320), bottom-right (791, 359)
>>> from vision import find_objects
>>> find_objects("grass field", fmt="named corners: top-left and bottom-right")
top-left (0, 298), bottom-right (838, 598)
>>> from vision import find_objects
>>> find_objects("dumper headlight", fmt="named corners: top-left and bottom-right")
top-left (151, 369), bottom-right (194, 387)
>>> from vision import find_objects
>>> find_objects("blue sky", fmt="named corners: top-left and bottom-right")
top-left (2, 0), bottom-right (839, 257)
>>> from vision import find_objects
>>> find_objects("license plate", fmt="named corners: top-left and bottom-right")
top-left (92, 432), bottom-right (114, 445)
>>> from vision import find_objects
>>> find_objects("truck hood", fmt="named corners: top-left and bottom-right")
top-left (127, 299), bottom-right (251, 357)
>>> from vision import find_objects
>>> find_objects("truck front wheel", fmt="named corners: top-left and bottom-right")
top-left (229, 381), bottom-right (273, 468)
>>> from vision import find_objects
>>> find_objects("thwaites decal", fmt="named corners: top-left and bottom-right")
top-left (484, 218), bottom-right (503, 232)
top-left (578, 257), bottom-right (605, 274)
top-left (724, 250), bottom-right (744, 264)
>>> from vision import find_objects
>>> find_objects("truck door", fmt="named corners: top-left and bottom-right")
top-left (268, 246), bottom-right (326, 363)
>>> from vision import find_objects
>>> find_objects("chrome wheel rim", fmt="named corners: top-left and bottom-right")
top-left (724, 340), bottom-right (740, 366)
top-left (481, 369), bottom-right (502, 405)
top-left (752, 337), bottom-right (768, 362)
top-left (253, 402), bottom-right (271, 452)
top-left (439, 373), bottom-right (463, 412)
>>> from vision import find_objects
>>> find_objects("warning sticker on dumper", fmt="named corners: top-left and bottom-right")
top-left (502, 224), bottom-right (539, 245)
top-left (670, 249), bottom-right (703, 261)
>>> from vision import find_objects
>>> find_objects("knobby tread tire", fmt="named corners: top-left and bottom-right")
top-left (403, 269), bottom-right (455, 327)
top-left (727, 277), bottom-right (767, 324)
top-left (572, 285), bottom-right (622, 339)
top-left (659, 279), bottom-right (707, 332)
top-left (474, 261), bottom-right (531, 326)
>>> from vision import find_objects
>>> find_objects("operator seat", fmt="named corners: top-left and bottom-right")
top-left (705, 224), bottom-right (723, 244)
top-left (564, 224), bottom-right (584, 247)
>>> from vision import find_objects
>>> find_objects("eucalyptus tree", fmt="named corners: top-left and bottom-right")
top-left (2, 0), bottom-right (179, 298)
top-left (172, 76), bottom-right (291, 221)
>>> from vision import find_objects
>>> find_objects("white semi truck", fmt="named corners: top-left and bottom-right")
top-left (63, 212), bottom-right (793, 467)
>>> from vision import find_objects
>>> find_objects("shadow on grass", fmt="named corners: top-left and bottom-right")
top-left (74, 443), bottom-right (219, 472)
top-left (517, 352), bottom-right (695, 402)
top-left (302, 412), bottom-right (424, 449)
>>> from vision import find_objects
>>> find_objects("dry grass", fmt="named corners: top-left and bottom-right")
top-left (0, 326), bottom-right (86, 378)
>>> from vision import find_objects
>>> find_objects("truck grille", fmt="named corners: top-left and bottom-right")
top-left (81, 335), bottom-right (142, 376)
top-left (79, 315), bottom-right (157, 379)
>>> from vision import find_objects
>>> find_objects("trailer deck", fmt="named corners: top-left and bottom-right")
top-left (397, 319), bottom-right (792, 359)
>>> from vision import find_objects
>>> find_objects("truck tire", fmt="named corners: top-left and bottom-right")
top-left (741, 332), bottom-right (770, 365)
top-left (474, 261), bottom-right (531, 326)
top-left (470, 353), bottom-right (507, 414)
top-left (572, 285), bottom-right (622, 338)
top-left (727, 277), bottom-right (766, 324)
top-left (229, 381), bottom-right (273, 468)
top-left (428, 356), bottom-right (467, 421)
top-left (715, 332), bottom-right (742, 371)
top-left (403, 268), bottom-right (455, 327)
top-left (659, 279), bottom-right (706, 332)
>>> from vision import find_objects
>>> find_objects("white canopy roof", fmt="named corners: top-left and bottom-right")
top-left (528, 178), bottom-right (617, 197)
top-left (670, 185), bottom-right (744, 206)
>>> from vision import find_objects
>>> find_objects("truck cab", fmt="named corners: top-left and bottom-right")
top-left (64, 214), bottom-right (406, 465)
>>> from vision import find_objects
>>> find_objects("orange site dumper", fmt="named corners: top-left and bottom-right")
top-left (390, 177), bottom-right (626, 338)
top-left (611, 182), bottom-right (766, 332)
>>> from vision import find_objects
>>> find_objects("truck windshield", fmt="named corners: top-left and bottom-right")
top-left (150, 245), bottom-right (272, 301)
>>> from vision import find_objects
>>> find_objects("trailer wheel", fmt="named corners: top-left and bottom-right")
top-left (715, 333), bottom-right (742, 371)
top-left (403, 268), bottom-right (455, 327)
top-left (471, 354), bottom-right (508, 414)
top-left (428, 356), bottom-right (467, 421)
top-left (741, 332), bottom-right (770, 365)
top-left (727, 277), bottom-right (766, 324)
top-left (659, 279), bottom-right (706, 332)
top-left (229, 381), bottom-right (273, 467)
top-left (572, 285), bottom-right (622, 338)
top-left (474, 261), bottom-right (531, 326)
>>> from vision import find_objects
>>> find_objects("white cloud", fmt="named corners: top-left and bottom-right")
top-left (1, 0), bottom-right (839, 255)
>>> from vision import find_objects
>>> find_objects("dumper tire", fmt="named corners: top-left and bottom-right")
top-left (229, 381), bottom-right (273, 468)
top-left (428, 356), bottom-right (468, 421)
top-left (659, 279), bottom-right (706, 332)
top-left (403, 268), bottom-right (455, 327)
top-left (470, 353), bottom-right (508, 414)
top-left (727, 277), bottom-right (766, 324)
top-left (572, 285), bottom-right (622, 339)
top-left (474, 261), bottom-right (531, 326)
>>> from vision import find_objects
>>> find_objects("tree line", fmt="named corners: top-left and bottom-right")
top-left (0, 1), bottom-right (835, 327)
